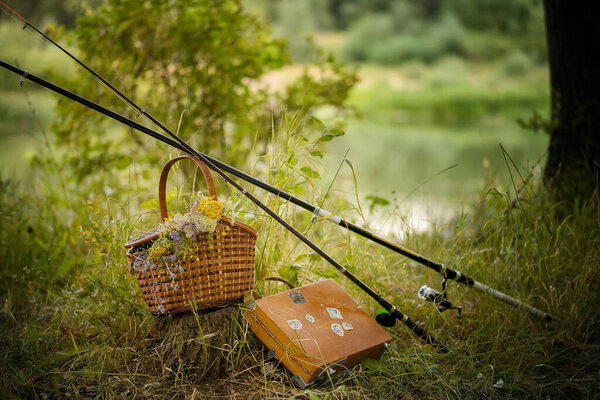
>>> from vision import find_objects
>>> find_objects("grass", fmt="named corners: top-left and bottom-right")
top-left (1, 121), bottom-right (599, 398)
top-left (1, 21), bottom-right (596, 399)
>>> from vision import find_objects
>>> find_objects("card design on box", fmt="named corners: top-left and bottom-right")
top-left (327, 307), bottom-right (343, 319)
top-left (305, 314), bottom-right (316, 323)
top-left (289, 291), bottom-right (307, 305)
top-left (287, 319), bottom-right (303, 330)
top-left (331, 323), bottom-right (344, 336)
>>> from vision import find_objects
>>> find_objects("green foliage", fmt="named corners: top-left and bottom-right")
top-left (259, 0), bottom-right (546, 66)
top-left (3, 1), bottom-right (598, 398)
top-left (1, 0), bottom-right (102, 28)
top-left (243, 0), bottom-right (548, 66)
top-left (41, 0), bottom-right (357, 204)
top-left (46, 0), bottom-right (284, 194)
top-left (284, 60), bottom-right (358, 117)
top-left (0, 180), bottom-right (79, 300)
top-left (326, 0), bottom-right (442, 30)
top-left (0, 182), bottom-right (156, 398)
top-left (3, 135), bottom-right (600, 397)
top-left (344, 14), bottom-right (394, 62)
top-left (449, 0), bottom-right (542, 35)
top-left (351, 62), bottom-right (549, 126)
top-left (517, 110), bottom-right (557, 136)
top-left (320, 0), bottom-right (545, 38)
top-left (504, 50), bottom-right (533, 77)
top-left (365, 194), bottom-right (390, 214)
top-left (270, 0), bottom-right (333, 62)
top-left (345, 12), bottom-right (468, 65)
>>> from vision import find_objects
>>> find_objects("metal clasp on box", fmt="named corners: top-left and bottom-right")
top-left (317, 357), bottom-right (348, 381)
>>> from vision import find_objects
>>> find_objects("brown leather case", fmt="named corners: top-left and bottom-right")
top-left (244, 279), bottom-right (392, 388)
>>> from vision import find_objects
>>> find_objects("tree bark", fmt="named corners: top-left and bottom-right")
top-left (542, 1), bottom-right (600, 197)
top-left (153, 306), bottom-right (242, 381)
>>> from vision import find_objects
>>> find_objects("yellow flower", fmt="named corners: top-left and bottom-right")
top-left (197, 196), bottom-right (224, 220)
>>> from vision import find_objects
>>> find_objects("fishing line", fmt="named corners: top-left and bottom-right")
top-left (0, 2), bottom-right (554, 324)
top-left (21, 53), bottom-right (555, 323)
top-left (313, 148), bottom-right (351, 226)
top-left (500, 143), bottom-right (550, 276)
top-left (281, 148), bottom-right (352, 267)
top-left (0, 5), bottom-right (138, 123)
top-left (0, 7), bottom-right (445, 346)
top-left (0, 56), bottom-right (554, 323)
top-left (374, 163), bottom-right (458, 237)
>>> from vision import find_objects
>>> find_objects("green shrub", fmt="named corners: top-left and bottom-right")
top-left (272, 0), bottom-right (320, 62)
top-left (344, 14), bottom-right (395, 62)
top-left (404, 36), bottom-right (444, 64)
top-left (430, 13), bottom-right (467, 57)
top-left (345, 12), bottom-right (467, 65)
top-left (504, 50), bottom-right (533, 77)
top-left (449, 0), bottom-right (541, 35)
top-left (40, 0), bottom-right (357, 206)
top-left (368, 36), bottom-right (412, 65)
top-left (462, 31), bottom-right (513, 61)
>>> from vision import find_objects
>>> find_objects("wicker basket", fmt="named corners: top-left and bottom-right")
top-left (124, 155), bottom-right (257, 315)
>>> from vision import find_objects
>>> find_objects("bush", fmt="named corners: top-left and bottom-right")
top-left (430, 13), bottom-right (466, 57)
top-left (462, 31), bottom-right (514, 61)
top-left (504, 50), bottom-right (533, 77)
top-left (449, 0), bottom-right (540, 35)
top-left (42, 0), bottom-right (357, 204)
top-left (272, 0), bottom-right (320, 62)
top-left (368, 36), bottom-right (412, 65)
top-left (344, 14), bottom-right (395, 62)
top-left (345, 12), bottom-right (467, 65)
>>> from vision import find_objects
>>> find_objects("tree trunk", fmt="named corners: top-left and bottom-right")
top-left (153, 306), bottom-right (242, 381)
top-left (542, 1), bottom-right (600, 198)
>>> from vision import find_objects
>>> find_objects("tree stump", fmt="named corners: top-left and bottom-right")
top-left (153, 305), bottom-right (242, 380)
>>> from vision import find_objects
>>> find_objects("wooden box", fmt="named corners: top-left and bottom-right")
top-left (244, 279), bottom-right (392, 388)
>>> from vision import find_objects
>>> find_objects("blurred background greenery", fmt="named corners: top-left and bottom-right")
top-left (0, 0), bottom-right (549, 228)
top-left (4, 3), bottom-right (599, 399)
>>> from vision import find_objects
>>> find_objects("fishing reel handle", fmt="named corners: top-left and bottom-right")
top-left (418, 285), bottom-right (463, 317)
top-left (418, 285), bottom-right (444, 303)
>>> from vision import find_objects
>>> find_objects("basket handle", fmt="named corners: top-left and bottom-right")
top-left (158, 155), bottom-right (217, 221)
top-left (264, 276), bottom-right (296, 289)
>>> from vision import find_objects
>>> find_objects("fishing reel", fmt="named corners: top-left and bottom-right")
top-left (375, 279), bottom-right (462, 328)
top-left (418, 279), bottom-right (462, 318)
top-left (375, 309), bottom-right (397, 327)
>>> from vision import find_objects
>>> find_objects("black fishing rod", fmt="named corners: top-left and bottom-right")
top-left (0, 59), bottom-right (552, 325)
top-left (0, 2), bottom-right (553, 323)
top-left (0, 64), bottom-right (553, 325)
top-left (0, 35), bottom-right (444, 350)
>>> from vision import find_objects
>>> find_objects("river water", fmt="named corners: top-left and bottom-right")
top-left (324, 117), bottom-right (548, 236)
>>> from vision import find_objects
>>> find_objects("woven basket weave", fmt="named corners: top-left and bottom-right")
top-left (124, 156), bottom-right (257, 315)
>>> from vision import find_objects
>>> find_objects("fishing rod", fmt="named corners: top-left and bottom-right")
top-left (0, 2), bottom-right (553, 323)
top-left (0, 59), bottom-right (552, 326)
top-left (0, 44), bottom-right (443, 350)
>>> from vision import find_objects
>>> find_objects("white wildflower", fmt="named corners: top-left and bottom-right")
top-left (183, 224), bottom-right (195, 238)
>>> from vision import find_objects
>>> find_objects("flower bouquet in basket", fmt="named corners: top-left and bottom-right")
top-left (124, 156), bottom-right (257, 315)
